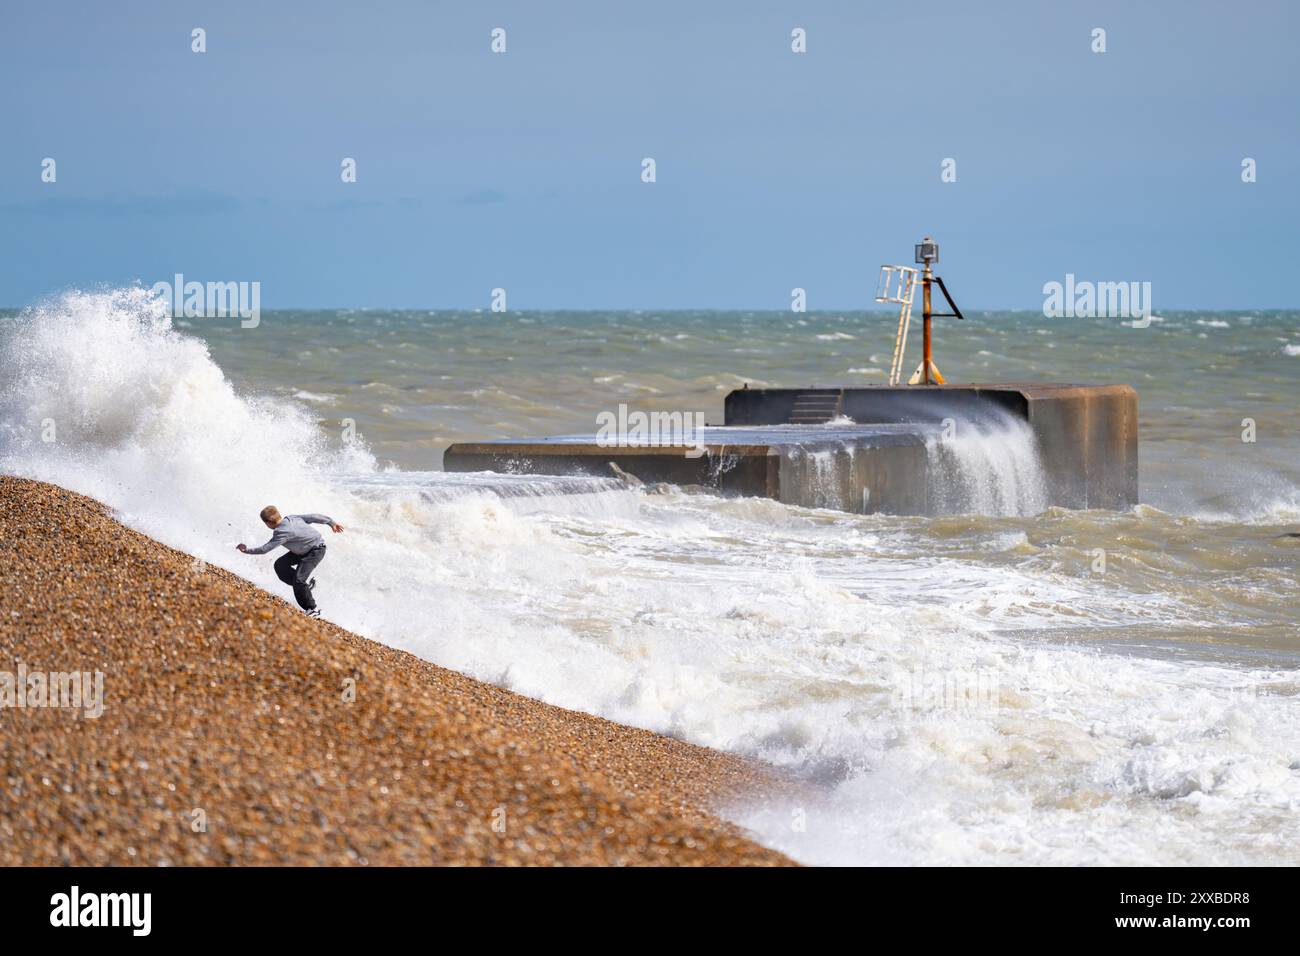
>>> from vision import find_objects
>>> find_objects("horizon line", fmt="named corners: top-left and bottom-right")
top-left (2, 304), bottom-right (1297, 314)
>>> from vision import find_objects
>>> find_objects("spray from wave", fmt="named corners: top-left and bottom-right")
top-left (924, 415), bottom-right (1047, 516)
top-left (0, 289), bottom-right (368, 529)
top-left (3, 290), bottom-right (1299, 866)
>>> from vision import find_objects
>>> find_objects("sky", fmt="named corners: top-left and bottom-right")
top-left (1, 0), bottom-right (1297, 310)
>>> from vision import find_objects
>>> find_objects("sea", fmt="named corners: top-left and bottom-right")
top-left (2, 288), bottom-right (1297, 865)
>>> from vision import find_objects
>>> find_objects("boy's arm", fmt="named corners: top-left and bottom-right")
top-left (242, 527), bottom-right (287, 555)
top-left (302, 513), bottom-right (344, 533)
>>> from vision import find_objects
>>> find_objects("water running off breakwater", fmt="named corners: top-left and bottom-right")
top-left (1, 289), bottom-right (1298, 865)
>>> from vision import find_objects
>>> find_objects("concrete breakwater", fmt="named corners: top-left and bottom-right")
top-left (444, 384), bottom-right (1138, 515)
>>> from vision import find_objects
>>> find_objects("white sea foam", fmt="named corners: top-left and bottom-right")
top-left (2, 290), bottom-right (1298, 866)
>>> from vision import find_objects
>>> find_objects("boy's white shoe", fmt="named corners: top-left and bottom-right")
top-left (305, 608), bottom-right (321, 618)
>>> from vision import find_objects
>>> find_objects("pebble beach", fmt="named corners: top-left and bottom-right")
top-left (0, 476), bottom-right (790, 866)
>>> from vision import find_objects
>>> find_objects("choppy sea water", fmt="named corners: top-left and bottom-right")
top-left (2, 290), bottom-right (1297, 865)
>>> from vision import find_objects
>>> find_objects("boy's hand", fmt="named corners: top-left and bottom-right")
top-left (236, 543), bottom-right (247, 552)
top-left (330, 523), bottom-right (344, 533)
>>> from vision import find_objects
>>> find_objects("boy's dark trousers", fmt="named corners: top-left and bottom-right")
top-left (273, 544), bottom-right (326, 610)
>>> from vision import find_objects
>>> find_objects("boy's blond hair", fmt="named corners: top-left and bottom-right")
top-left (259, 505), bottom-right (282, 525)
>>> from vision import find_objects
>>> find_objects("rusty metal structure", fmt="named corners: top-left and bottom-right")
top-left (876, 236), bottom-right (964, 385)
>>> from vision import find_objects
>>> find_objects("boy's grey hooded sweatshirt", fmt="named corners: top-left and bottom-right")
top-left (245, 514), bottom-right (335, 555)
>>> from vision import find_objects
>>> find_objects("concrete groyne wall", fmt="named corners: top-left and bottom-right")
top-left (444, 384), bottom-right (1138, 515)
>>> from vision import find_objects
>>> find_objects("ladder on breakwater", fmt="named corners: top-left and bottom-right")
top-left (876, 264), bottom-right (919, 386)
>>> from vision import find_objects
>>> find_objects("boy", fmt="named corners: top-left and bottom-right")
top-left (237, 505), bottom-right (344, 617)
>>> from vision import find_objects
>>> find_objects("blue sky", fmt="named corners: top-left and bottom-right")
top-left (1, 0), bottom-right (1296, 309)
